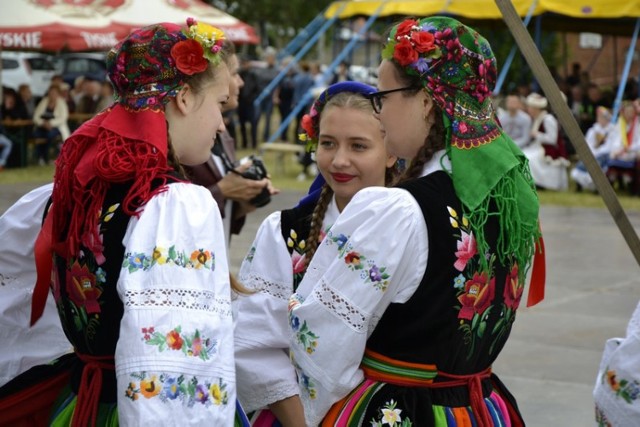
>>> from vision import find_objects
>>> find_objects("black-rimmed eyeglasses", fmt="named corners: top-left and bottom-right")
top-left (366, 86), bottom-right (418, 114)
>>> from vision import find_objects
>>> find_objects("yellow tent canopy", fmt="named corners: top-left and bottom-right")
top-left (325, 0), bottom-right (640, 35)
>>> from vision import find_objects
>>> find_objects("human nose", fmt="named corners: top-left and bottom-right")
top-left (332, 146), bottom-right (351, 168)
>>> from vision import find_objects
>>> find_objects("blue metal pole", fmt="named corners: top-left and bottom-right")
top-left (612, 18), bottom-right (640, 123)
top-left (277, 13), bottom-right (326, 62)
top-left (253, 2), bottom-right (348, 111)
top-left (267, 1), bottom-right (388, 143)
top-left (493, 0), bottom-right (538, 95)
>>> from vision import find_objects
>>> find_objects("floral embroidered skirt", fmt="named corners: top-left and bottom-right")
top-left (321, 379), bottom-right (519, 427)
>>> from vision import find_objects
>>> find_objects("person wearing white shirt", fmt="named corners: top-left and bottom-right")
top-left (497, 94), bottom-right (532, 148)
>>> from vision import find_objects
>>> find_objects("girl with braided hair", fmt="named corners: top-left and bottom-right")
top-left (11, 20), bottom-right (250, 426)
top-left (288, 17), bottom-right (545, 426)
top-left (234, 81), bottom-right (398, 426)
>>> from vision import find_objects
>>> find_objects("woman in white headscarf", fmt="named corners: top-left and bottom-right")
top-left (523, 92), bottom-right (570, 191)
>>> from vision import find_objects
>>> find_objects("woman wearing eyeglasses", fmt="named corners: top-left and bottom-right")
top-left (288, 16), bottom-right (545, 426)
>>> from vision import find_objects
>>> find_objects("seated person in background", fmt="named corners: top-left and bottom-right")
top-left (2, 88), bottom-right (30, 121)
top-left (570, 106), bottom-right (615, 192)
top-left (95, 80), bottom-right (115, 113)
top-left (606, 100), bottom-right (640, 191)
top-left (523, 92), bottom-right (569, 191)
top-left (497, 93), bottom-right (532, 148)
top-left (32, 84), bottom-right (69, 166)
top-left (18, 84), bottom-right (36, 118)
top-left (74, 77), bottom-right (103, 115)
top-left (0, 118), bottom-right (13, 171)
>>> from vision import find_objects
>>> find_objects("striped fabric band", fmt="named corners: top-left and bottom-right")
top-left (360, 349), bottom-right (437, 386)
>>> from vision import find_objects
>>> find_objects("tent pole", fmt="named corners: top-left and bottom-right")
top-left (611, 18), bottom-right (640, 123)
top-left (493, 0), bottom-right (538, 95)
top-left (495, 0), bottom-right (640, 270)
top-left (531, 15), bottom-right (542, 93)
top-left (252, 2), bottom-right (348, 116)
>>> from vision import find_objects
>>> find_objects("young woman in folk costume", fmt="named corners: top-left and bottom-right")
top-left (234, 81), bottom-right (399, 426)
top-left (288, 17), bottom-right (546, 427)
top-left (25, 20), bottom-right (250, 426)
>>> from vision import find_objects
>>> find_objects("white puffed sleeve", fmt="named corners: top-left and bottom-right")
top-left (115, 183), bottom-right (235, 425)
top-left (234, 211), bottom-right (301, 412)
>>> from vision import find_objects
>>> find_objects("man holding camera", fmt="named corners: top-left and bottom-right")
top-left (186, 44), bottom-right (278, 247)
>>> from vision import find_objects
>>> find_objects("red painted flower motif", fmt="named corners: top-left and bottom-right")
top-left (454, 231), bottom-right (476, 271)
top-left (171, 39), bottom-right (207, 75)
top-left (67, 261), bottom-right (102, 314)
top-left (344, 251), bottom-right (361, 266)
top-left (393, 38), bottom-right (419, 67)
top-left (166, 330), bottom-right (184, 350)
top-left (503, 264), bottom-right (523, 310)
top-left (458, 272), bottom-right (495, 320)
top-left (301, 114), bottom-right (315, 138)
top-left (395, 19), bottom-right (418, 38)
top-left (411, 31), bottom-right (437, 54)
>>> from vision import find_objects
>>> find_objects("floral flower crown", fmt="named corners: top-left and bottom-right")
top-left (298, 103), bottom-right (320, 152)
top-left (381, 19), bottom-right (443, 76)
top-left (171, 17), bottom-right (225, 76)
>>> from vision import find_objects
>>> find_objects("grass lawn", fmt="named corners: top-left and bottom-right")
top-left (3, 151), bottom-right (640, 212)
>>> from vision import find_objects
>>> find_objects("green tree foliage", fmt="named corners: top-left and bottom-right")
top-left (205, 0), bottom-right (334, 47)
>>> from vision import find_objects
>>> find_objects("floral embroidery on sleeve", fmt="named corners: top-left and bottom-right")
top-left (601, 367), bottom-right (640, 404)
top-left (125, 372), bottom-right (229, 406)
top-left (122, 245), bottom-right (215, 273)
top-left (289, 295), bottom-right (319, 354)
top-left (141, 326), bottom-right (218, 360)
top-left (370, 399), bottom-right (412, 426)
top-left (326, 231), bottom-right (391, 292)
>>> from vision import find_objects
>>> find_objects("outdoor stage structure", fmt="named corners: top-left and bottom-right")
top-left (0, 0), bottom-right (260, 52)
top-left (261, 0), bottom-right (640, 142)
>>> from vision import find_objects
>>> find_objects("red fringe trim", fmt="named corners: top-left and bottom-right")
top-left (53, 128), bottom-right (174, 258)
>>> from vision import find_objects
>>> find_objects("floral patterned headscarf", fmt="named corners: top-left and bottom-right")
top-left (51, 20), bottom-right (226, 260)
top-left (384, 16), bottom-right (541, 289)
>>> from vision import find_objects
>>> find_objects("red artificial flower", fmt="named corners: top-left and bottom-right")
top-left (396, 19), bottom-right (418, 38)
top-left (301, 114), bottom-right (316, 138)
top-left (411, 31), bottom-right (437, 54)
top-left (171, 39), bottom-right (207, 75)
top-left (393, 38), bottom-right (419, 67)
top-left (457, 271), bottom-right (495, 320)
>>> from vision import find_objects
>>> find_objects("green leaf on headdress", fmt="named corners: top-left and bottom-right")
top-left (381, 42), bottom-right (395, 60)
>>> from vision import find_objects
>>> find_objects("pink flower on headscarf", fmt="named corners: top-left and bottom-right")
top-left (454, 230), bottom-right (477, 271)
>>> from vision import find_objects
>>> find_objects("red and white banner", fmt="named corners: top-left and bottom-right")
top-left (0, 0), bottom-right (259, 52)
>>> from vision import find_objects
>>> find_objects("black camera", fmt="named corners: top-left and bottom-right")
top-left (240, 155), bottom-right (271, 207)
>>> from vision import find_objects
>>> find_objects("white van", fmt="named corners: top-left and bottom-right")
top-left (1, 52), bottom-right (58, 98)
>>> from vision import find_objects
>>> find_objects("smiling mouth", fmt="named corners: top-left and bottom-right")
top-left (331, 173), bottom-right (355, 183)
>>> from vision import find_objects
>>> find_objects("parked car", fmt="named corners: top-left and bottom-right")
top-left (53, 52), bottom-right (108, 87)
top-left (1, 51), bottom-right (58, 98)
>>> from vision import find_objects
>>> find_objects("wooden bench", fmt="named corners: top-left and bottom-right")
top-left (259, 142), bottom-right (305, 175)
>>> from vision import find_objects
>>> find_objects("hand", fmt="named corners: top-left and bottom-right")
top-left (217, 162), bottom-right (270, 203)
